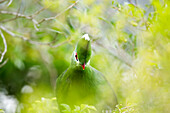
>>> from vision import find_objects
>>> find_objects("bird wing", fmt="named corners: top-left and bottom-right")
top-left (55, 68), bottom-right (69, 103)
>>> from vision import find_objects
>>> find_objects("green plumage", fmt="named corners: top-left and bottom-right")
top-left (56, 35), bottom-right (117, 112)
top-left (76, 38), bottom-right (91, 65)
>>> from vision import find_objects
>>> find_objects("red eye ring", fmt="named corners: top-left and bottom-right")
top-left (75, 53), bottom-right (78, 61)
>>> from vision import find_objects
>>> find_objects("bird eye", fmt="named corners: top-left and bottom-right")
top-left (75, 53), bottom-right (78, 61)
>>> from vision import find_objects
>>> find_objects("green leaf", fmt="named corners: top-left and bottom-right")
top-left (0, 109), bottom-right (4, 113)
top-left (80, 104), bottom-right (97, 112)
top-left (61, 104), bottom-right (71, 113)
top-left (86, 106), bottom-right (97, 111)
top-left (130, 21), bottom-right (138, 26)
top-left (73, 105), bottom-right (81, 112)
top-left (51, 97), bottom-right (57, 101)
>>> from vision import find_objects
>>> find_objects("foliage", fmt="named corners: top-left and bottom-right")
top-left (113, 104), bottom-right (136, 113)
top-left (61, 104), bottom-right (97, 113)
top-left (0, 0), bottom-right (170, 113)
top-left (0, 109), bottom-right (4, 113)
top-left (25, 97), bottom-right (96, 113)
top-left (27, 97), bottom-right (58, 113)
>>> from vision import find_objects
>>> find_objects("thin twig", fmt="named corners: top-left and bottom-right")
top-left (50, 39), bottom-right (72, 48)
top-left (7, 0), bottom-right (13, 6)
top-left (0, 11), bottom-right (38, 23)
top-left (15, 0), bottom-right (23, 20)
top-left (0, 58), bottom-right (8, 68)
top-left (135, 0), bottom-right (138, 6)
top-left (112, 6), bottom-right (121, 11)
top-left (2, 0), bottom-right (22, 23)
top-left (0, 0), bottom-right (76, 47)
top-left (38, 0), bottom-right (80, 24)
top-left (0, 29), bottom-right (7, 63)
top-left (128, 0), bottom-right (137, 7)
top-left (0, 0), bottom-right (7, 4)
top-left (0, 11), bottom-right (32, 19)
top-left (0, 26), bottom-right (71, 48)
top-left (94, 42), bottom-right (133, 67)
top-left (30, 7), bottom-right (47, 31)
top-left (0, 10), bottom-right (39, 29)
top-left (31, 7), bottom-right (47, 18)
top-left (0, 0), bottom-right (80, 27)
top-left (0, 26), bottom-right (51, 45)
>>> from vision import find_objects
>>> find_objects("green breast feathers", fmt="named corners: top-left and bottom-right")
top-left (56, 34), bottom-right (118, 112)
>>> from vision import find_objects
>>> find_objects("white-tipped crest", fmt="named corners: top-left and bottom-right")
top-left (82, 34), bottom-right (90, 41)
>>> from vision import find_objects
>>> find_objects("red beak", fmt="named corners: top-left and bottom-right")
top-left (81, 62), bottom-right (85, 70)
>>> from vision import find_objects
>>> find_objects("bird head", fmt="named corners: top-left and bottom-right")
top-left (72, 34), bottom-right (91, 70)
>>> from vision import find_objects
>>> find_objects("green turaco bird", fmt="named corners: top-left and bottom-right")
top-left (56, 34), bottom-right (118, 112)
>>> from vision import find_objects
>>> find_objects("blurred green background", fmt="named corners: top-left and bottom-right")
top-left (0, 0), bottom-right (169, 113)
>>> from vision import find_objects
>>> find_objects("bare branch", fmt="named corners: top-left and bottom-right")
top-left (30, 7), bottom-right (47, 30)
top-left (38, 0), bottom-right (80, 24)
top-left (0, 11), bottom-right (38, 24)
top-left (2, 0), bottom-right (22, 23)
top-left (0, 0), bottom-right (7, 4)
top-left (0, 10), bottom-right (40, 30)
top-left (0, 58), bottom-right (8, 68)
top-left (0, 0), bottom-right (76, 48)
top-left (0, 7), bottom-right (46, 30)
top-left (31, 7), bottom-right (47, 18)
top-left (0, 29), bottom-right (7, 63)
top-left (16, 0), bottom-right (22, 18)
top-left (7, 0), bottom-right (13, 6)
top-left (50, 39), bottom-right (72, 48)
top-left (0, 26), bottom-right (71, 48)
top-left (94, 42), bottom-right (133, 67)
top-left (0, 26), bottom-right (51, 45)
top-left (0, 7), bottom-right (46, 23)
top-left (0, 0), bottom-right (80, 29)
top-left (0, 11), bottom-right (31, 19)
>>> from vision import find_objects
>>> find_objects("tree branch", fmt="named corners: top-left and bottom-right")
top-left (0, 0), bottom-right (80, 30)
top-left (0, 11), bottom-right (32, 19)
top-left (0, 58), bottom-right (8, 68)
top-left (0, 10), bottom-right (38, 25)
top-left (0, 0), bottom-right (77, 49)
top-left (0, 29), bottom-right (7, 63)
top-left (128, 0), bottom-right (137, 7)
top-left (0, 0), bottom-right (7, 4)
top-left (31, 7), bottom-right (47, 18)
top-left (7, 0), bottom-right (13, 6)
top-left (94, 41), bottom-right (133, 67)
top-left (1, 0), bottom-right (22, 23)
top-left (38, 0), bottom-right (80, 24)
top-left (50, 39), bottom-right (72, 48)
top-left (0, 26), bottom-right (71, 48)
